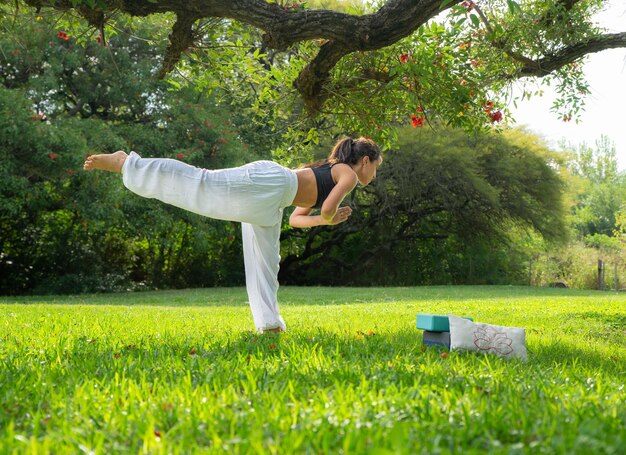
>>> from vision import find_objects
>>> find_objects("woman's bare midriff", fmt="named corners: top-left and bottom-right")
top-left (292, 168), bottom-right (317, 208)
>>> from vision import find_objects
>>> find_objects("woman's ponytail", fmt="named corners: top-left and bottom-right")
top-left (328, 137), bottom-right (380, 165)
top-left (330, 137), bottom-right (355, 164)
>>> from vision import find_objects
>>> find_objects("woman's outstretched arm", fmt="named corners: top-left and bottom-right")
top-left (289, 205), bottom-right (353, 228)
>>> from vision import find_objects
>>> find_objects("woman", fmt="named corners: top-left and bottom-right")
top-left (83, 137), bottom-right (383, 333)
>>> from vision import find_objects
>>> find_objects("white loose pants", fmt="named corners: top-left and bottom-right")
top-left (121, 152), bottom-right (297, 331)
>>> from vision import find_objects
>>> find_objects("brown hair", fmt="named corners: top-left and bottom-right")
top-left (307, 137), bottom-right (381, 168)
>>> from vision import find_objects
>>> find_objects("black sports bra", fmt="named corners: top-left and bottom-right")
top-left (311, 163), bottom-right (336, 209)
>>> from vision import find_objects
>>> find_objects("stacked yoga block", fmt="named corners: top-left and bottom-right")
top-left (416, 314), bottom-right (473, 348)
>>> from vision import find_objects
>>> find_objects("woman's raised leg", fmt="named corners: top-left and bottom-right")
top-left (103, 151), bottom-right (249, 220)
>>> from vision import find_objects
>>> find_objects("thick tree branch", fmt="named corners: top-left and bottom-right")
top-left (518, 32), bottom-right (626, 76)
top-left (294, 41), bottom-right (350, 112)
top-left (470, 1), bottom-right (625, 77)
top-left (159, 13), bottom-right (199, 78)
top-left (293, 0), bottom-right (448, 111)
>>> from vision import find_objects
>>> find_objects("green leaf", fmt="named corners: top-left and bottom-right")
top-left (454, 18), bottom-right (467, 28)
top-left (167, 79), bottom-right (181, 89)
top-left (305, 127), bottom-right (319, 145)
top-left (507, 0), bottom-right (522, 14)
top-left (469, 14), bottom-right (480, 28)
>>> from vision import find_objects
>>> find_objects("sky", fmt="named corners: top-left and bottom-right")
top-left (508, 0), bottom-right (626, 170)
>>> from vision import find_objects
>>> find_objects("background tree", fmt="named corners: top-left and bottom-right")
top-left (530, 136), bottom-right (626, 289)
top-left (566, 136), bottom-right (626, 238)
top-left (279, 126), bottom-right (566, 285)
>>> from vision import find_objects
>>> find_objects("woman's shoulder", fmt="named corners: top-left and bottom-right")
top-left (331, 163), bottom-right (358, 185)
top-left (331, 162), bottom-right (354, 173)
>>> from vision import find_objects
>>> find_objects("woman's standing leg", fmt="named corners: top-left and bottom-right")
top-left (242, 221), bottom-right (287, 332)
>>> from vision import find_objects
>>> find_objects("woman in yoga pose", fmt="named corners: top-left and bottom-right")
top-left (84, 137), bottom-right (382, 333)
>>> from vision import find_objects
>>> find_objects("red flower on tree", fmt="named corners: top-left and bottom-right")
top-left (411, 114), bottom-right (425, 128)
top-left (461, 1), bottom-right (474, 12)
top-left (57, 31), bottom-right (70, 41)
top-left (489, 111), bottom-right (503, 123)
top-left (48, 153), bottom-right (58, 161)
top-left (399, 53), bottom-right (410, 63)
top-left (176, 152), bottom-right (185, 160)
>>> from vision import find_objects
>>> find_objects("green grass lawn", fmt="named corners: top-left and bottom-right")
top-left (1, 286), bottom-right (625, 454)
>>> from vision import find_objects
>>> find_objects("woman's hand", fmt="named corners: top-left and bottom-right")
top-left (327, 206), bottom-right (352, 225)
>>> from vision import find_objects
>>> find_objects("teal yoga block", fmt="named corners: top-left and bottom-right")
top-left (416, 314), bottom-right (473, 332)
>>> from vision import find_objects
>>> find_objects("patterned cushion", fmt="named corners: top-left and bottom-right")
top-left (448, 315), bottom-right (528, 360)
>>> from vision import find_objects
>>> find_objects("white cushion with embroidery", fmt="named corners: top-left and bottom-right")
top-left (448, 315), bottom-right (527, 360)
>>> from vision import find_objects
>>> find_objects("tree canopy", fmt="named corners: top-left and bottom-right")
top-left (11, 0), bottom-right (626, 139)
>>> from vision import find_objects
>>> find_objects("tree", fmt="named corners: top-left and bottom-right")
top-left (566, 136), bottom-right (626, 238)
top-left (7, 0), bottom-right (626, 146)
top-left (527, 135), bottom-right (626, 289)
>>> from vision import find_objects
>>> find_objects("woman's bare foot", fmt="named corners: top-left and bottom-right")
top-left (83, 150), bottom-right (128, 173)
